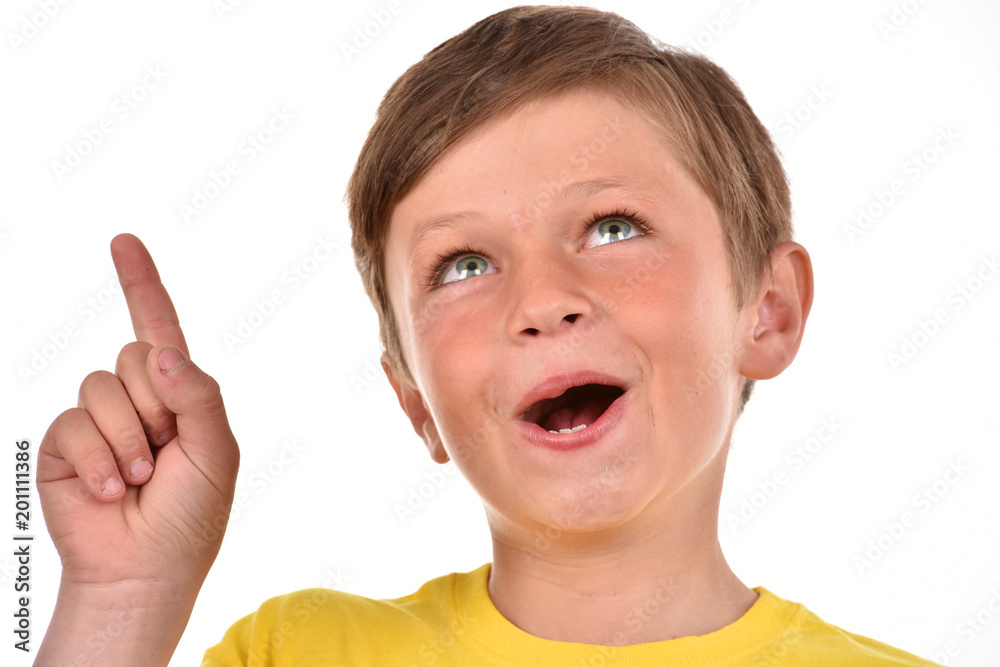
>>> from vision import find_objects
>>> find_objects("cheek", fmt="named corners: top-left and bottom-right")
top-left (406, 281), bottom-right (480, 378)
top-left (616, 261), bottom-right (738, 412)
top-left (410, 289), bottom-right (496, 385)
top-left (409, 293), bottom-right (504, 456)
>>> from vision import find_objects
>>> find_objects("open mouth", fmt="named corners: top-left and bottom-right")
top-left (521, 384), bottom-right (625, 434)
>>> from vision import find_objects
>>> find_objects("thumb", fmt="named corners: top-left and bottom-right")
top-left (147, 344), bottom-right (240, 494)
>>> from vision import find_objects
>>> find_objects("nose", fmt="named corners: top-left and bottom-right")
top-left (506, 253), bottom-right (594, 340)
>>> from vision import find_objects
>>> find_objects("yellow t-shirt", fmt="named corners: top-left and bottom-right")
top-left (202, 564), bottom-right (938, 666)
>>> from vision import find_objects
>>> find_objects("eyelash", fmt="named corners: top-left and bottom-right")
top-left (424, 207), bottom-right (651, 290)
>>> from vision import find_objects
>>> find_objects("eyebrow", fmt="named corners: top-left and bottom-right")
top-left (407, 177), bottom-right (630, 257)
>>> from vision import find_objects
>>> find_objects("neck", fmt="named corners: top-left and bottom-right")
top-left (485, 453), bottom-right (757, 646)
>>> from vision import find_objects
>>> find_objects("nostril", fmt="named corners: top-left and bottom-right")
top-left (524, 327), bottom-right (540, 335)
top-left (564, 313), bottom-right (579, 324)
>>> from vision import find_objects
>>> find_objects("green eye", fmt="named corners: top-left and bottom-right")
top-left (596, 219), bottom-right (632, 244)
top-left (442, 255), bottom-right (493, 284)
top-left (456, 256), bottom-right (486, 276)
top-left (583, 214), bottom-right (645, 250)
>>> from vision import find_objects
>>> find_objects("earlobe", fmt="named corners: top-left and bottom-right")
top-left (381, 354), bottom-right (450, 464)
top-left (740, 242), bottom-right (814, 380)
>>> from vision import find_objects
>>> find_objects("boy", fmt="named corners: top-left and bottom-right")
top-left (36, 6), bottom-right (939, 665)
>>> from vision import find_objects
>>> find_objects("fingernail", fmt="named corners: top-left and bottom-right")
top-left (158, 346), bottom-right (184, 373)
top-left (130, 458), bottom-right (153, 480)
top-left (102, 477), bottom-right (124, 496)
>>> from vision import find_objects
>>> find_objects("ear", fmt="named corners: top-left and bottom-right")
top-left (739, 242), bottom-right (814, 380)
top-left (381, 353), bottom-right (449, 464)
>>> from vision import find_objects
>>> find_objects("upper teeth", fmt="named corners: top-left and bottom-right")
top-left (547, 423), bottom-right (588, 434)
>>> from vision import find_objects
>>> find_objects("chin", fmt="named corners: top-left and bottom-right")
top-left (528, 475), bottom-right (656, 534)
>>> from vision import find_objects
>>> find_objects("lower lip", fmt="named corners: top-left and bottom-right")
top-left (513, 389), bottom-right (631, 451)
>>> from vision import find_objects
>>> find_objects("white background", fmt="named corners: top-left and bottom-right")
top-left (1, 1), bottom-right (998, 665)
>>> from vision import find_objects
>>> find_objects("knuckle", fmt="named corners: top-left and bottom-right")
top-left (122, 340), bottom-right (153, 356)
top-left (76, 445), bottom-right (116, 482)
top-left (202, 374), bottom-right (222, 399)
top-left (116, 341), bottom-right (153, 373)
top-left (109, 424), bottom-right (149, 456)
top-left (80, 369), bottom-right (116, 392)
top-left (191, 371), bottom-right (223, 407)
top-left (78, 371), bottom-right (128, 412)
top-left (55, 407), bottom-right (92, 432)
top-left (143, 401), bottom-right (175, 428)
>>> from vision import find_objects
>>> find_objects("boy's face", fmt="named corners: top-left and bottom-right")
top-left (382, 89), bottom-right (759, 539)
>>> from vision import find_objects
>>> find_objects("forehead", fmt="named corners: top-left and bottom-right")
top-left (387, 89), bottom-right (690, 249)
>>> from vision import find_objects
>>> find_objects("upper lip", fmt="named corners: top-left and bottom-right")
top-left (514, 370), bottom-right (630, 421)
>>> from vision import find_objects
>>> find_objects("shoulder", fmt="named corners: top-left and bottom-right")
top-left (202, 565), bottom-right (484, 666)
top-left (756, 588), bottom-right (941, 666)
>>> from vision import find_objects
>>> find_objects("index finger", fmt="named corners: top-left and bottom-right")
top-left (110, 233), bottom-right (189, 355)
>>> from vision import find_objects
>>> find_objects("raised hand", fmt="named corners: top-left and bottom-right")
top-left (35, 234), bottom-right (240, 666)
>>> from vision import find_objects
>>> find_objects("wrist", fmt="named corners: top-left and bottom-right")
top-left (36, 577), bottom-right (199, 666)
